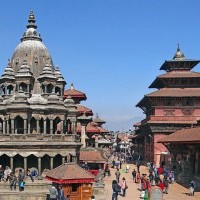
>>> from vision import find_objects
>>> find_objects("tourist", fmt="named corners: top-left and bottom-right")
top-left (148, 171), bottom-right (154, 185)
top-left (58, 185), bottom-right (65, 200)
top-left (112, 160), bottom-right (115, 168)
top-left (119, 160), bottom-right (122, 169)
top-left (115, 169), bottom-right (121, 183)
top-left (189, 180), bottom-right (196, 196)
top-left (18, 169), bottom-right (25, 191)
top-left (9, 172), bottom-right (17, 190)
top-left (125, 164), bottom-right (130, 173)
top-left (0, 165), bottom-right (4, 182)
top-left (163, 177), bottom-right (169, 194)
top-left (112, 180), bottom-right (121, 200)
top-left (132, 169), bottom-right (136, 182)
top-left (120, 177), bottom-right (128, 197)
top-left (49, 183), bottom-right (58, 200)
top-left (27, 169), bottom-right (34, 182)
top-left (4, 166), bottom-right (12, 182)
top-left (159, 173), bottom-right (164, 183)
top-left (136, 161), bottom-right (140, 172)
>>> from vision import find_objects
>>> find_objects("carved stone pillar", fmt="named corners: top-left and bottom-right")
top-left (38, 157), bottom-right (41, 176)
top-left (3, 120), bottom-right (5, 134)
top-left (10, 157), bottom-right (13, 172)
top-left (36, 119), bottom-right (40, 133)
top-left (44, 85), bottom-right (47, 94)
top-left (27, 84), bottom-right (30, 93)
top-left (50, 157), bottom-right (54, 170)
top-left (62, 156), bottom-right (65, 165)
top-left (6, 120), bottom-right (9, 134)
top-left (24, 157), bottom-right (27, 174)
top-left (28, 119), bottom-right (31, 134)
top-left (11, 119), bottom-right (14, 134)
top-left (50, 119), bottom-right (53, 134)
top-left (24, 119), bottom-right (27, 134)
top-left (43, 119), bottom-right (46, 134)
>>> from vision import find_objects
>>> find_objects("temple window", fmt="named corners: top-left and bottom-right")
top-left (7, 85), bottom-right (14, 94)
top-left (14, 116), bottom-right (24, 134)
top-left (19, 83), bottom-right (27, 92)
top-left (182, 109), bottom-right (191, 116)
top-left (47, 83), bottom-right (53, 94)
top-left (41, 84), bottom-right (45, 94)
top-left (53, 117), bottom-right (61, 134)
top-left (55, 87), bottom-right (61, 96)
top-left (30, 117), bottom-right (37, 134)
top-left (164, 110), bottom-right (175, 116)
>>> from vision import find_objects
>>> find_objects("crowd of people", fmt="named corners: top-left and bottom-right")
top-left (111, 159), bottom-right (198, 199)
top-left (0, 165), bottom-right (37, 191)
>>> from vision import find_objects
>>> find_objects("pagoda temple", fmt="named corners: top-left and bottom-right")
top-left (64, 84), bottom-right (110, 148)
top-left (136, 45), bottom-right (200, 165)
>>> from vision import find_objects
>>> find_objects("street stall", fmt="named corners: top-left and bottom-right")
top-left (46, 162), bottom-right (95, 200)
top-left (80, 150), bottom-right (107, 176)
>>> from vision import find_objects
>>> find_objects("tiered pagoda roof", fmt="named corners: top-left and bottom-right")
top-left (137, 46), bottom-right (200, 108)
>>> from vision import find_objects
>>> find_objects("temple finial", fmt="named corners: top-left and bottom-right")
top-left (27, 10), bottom-right (37, 29)
top-left (173, 43), bottom-right (185, 60)
top-left (70, 83), bottom-right (74, 90)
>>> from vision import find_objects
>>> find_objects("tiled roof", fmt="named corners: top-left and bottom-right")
top-left (64, 89), bottom-right (86, 100)
top-left (158, 126), bottom-right (200, 143)
top-left (80, 151), bottom-right (107, 163)
top-left (157, 71), bottom-right (200, 78)
top-left (146, 88), bottom-right (200, 97)
top-left (77, 105), bottom-right (93, 116)
top-left (77, 122), bottom-right (108, 134)
top-left (93, 115), bottom-right (106, 124)
top-left (45, 162), bottom-right (95, 183)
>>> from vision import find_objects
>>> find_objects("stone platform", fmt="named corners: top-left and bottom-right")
top-left (0, 178), bottom-right (51, 200)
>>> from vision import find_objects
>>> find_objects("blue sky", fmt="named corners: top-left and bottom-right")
top-left (1, 1), bottom-right (200, 131)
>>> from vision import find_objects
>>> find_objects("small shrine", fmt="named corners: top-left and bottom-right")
top-left (45, 162), bottom-right (95, 200)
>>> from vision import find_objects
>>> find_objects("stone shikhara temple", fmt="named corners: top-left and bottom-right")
top-left (0, 11), bottom-right (82, 175)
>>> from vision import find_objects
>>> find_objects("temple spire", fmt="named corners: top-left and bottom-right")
top-left (21, 11), bottom-right (42, 42)
top-left (27, 10), bottom-right (37, 29)
top-left (173, 44), bottom-right (185, 60)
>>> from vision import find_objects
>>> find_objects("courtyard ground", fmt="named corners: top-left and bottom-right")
top-left (98, 163), bottom-right (200, 200)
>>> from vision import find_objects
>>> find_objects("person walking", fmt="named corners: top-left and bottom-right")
top-left (115, 169), bottom-right (121, 183)
top-left (132, 169), bottom-right (136, 182)
top-left (163, 177), bottom-right (169, 194)
top-left (126, 164), bottom-right (130, 173)
top-left (120, 177), bottom-right (128, 197)
top-left (189, 180), bottom-right (196, 196)
top-left (49, 184), bottom-right (58, 200)
top-left (18, 169), bottom-right (25, 191)
top-left (58, 185), bottom-right (65, 200)
top-left (112, 180), bottom-right (120, 200)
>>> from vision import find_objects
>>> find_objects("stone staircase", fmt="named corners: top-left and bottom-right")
top-left (0, 178), bottom-right (51, 200)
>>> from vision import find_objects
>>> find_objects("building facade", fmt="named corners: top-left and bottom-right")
top-left (136, 46), bottom-right (200, 165)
